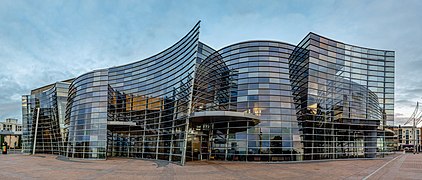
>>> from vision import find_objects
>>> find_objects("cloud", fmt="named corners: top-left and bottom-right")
top-left (395, 113), bottom-right (404, 117)
top-left (394, 116), bottom-right (410, 126)
top-left (0, 0), bottom-right (421, 125)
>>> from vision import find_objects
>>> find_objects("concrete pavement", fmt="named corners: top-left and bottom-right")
top-left (0, 153), bottom-right (418, 179)
top-left (365, 153), bottom-right (422, 180)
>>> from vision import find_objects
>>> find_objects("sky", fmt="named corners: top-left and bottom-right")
top-left (0, 0), bottom-right (421, 125)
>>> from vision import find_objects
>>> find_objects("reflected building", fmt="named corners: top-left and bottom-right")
top-left (22, 21), bottom-right (394, 165)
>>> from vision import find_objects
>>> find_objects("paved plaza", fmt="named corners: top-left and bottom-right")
top-left (0, 153), bottom-right (421, 179)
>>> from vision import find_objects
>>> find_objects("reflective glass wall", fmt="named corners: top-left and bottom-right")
top-left (289, 33), bottom-right (395, 160)
top-left (65, 22), bottom-right (203, 164)
top-left (23, 22), bottom-right (394, 164)
top-left (192, 41), bottom-right (303, 161)
top-left (66, 69), bottom-right (109, 159)
top-left (21, 95), bottom-right (33, 153)
top-left (21, 81), bottom-right (70, 154)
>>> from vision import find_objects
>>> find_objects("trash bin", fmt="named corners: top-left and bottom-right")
top-left (2, 142), bottom-right (7, 154)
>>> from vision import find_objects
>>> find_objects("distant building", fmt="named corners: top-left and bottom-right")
top-left (0, 118), bottom-right (22, 148)
top-left (386, 125), bottom-right (422, 151)
top-left (398, 126), bottom-right (421, 150)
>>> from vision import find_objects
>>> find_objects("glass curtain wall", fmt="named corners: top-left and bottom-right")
top-left (23, 22), bottom-right (395, 164)
top-left (66, 69), bottom-right (109, 159)
top-left (21, 82), bottom-right (70, 154)
top-left (193, 41), bottom-right (303, 161)
top-left (65, 22), bottom-right (203, 164)
top-left (289, 33), bottom-right (395, 160)
top-left (21, 95), bottom-right (33, 153)
top-left (106, 23), bottom-right (200, 164)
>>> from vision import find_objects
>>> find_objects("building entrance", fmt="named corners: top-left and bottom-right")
top-left (186, 133), bottom-right (209, 161)
top-left (186, 124), bottom-right (211, 161)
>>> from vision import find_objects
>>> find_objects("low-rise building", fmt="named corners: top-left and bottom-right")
top-left (0, 118), bottom-right (22, 149)
top-left (386, 125), bottom-right (422, 151)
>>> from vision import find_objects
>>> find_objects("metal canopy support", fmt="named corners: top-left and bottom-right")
top-left (169, 98), bottom-right (178, 162)
top-left (127, 129), bottom-right (130, 158)
top-left (414, 113), bottom-right (417, 152)
top-left (155, 100), bottom-right (163, 160)
top-left (33, 108), bottom-right (40, 155)
top-left (182, 75), bottom-right (196, 166)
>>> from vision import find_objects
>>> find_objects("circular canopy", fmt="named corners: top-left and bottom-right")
top-left (189, 111), bottom-right (260, 126)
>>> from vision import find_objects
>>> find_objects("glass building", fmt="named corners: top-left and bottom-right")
top-left (22, 80), bottom-right (71, 154)
top-left (22, 21), bottom-right (394, 165)
top-left (289, 33), bottom-right (394, 160)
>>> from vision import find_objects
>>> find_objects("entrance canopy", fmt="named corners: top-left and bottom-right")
top-left (189, 111), bottom-right (260, 126)
top-left (107, 121), bottom-right (139, 132)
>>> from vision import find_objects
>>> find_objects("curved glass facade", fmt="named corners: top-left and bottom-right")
top-left (65, 22), bottom-right (203, 163)
top-left (66, 69), bottom-right (109, 159)
top-left (191, 41), bottom-right (302, 161)
top-left (22, 81), bottom-right (70, 154)
top-left (23, 22), bottom-right (395, 165)
top-left (290, 33), bottom-right (394, 159)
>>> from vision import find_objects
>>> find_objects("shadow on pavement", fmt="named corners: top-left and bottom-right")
top-left (56, 155), bottom-right (91, 163)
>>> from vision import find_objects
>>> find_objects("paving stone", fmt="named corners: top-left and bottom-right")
top-left (0, 153), bottom-right (420, 179)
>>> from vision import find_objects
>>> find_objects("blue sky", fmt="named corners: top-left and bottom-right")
top-left (0, 0), bottom-right (421, 124)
